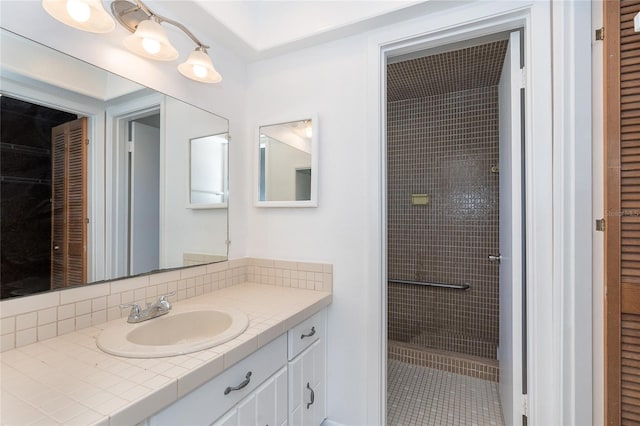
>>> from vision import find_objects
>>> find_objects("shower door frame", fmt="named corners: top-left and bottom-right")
top-left (366, 2), bottom-right (592, 425)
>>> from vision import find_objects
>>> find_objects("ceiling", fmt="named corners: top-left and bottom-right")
top-left (387, 39), bottom-right (508, 102)
top-left (145, 0), bottom-right (444, 59)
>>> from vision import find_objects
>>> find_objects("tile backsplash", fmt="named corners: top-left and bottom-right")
top-left (0, 258), bottom-right (332, 352)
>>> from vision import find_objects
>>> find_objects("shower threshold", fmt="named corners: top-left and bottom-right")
top-left (388, 340), bottom-right (499, 382)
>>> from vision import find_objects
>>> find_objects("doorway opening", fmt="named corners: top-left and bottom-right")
top-left (385, 30), bottom-right (525, 426)
top-left (127, 113), bottom-right (160, 276)
top-left (109, 106), bottom-right (161, 278)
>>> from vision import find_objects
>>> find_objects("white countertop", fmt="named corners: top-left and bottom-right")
top-left (0, 283), bottom-right (331, 426)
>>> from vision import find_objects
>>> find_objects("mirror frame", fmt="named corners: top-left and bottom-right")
top-left (255, 114), bottom-right (319, 208)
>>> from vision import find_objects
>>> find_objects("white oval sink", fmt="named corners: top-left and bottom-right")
top-left (97, 305), bottom-right (249, 358)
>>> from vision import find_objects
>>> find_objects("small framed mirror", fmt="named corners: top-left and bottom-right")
top-left (189, 133), bottom-right (228, 209)
top-left (256, 115), bottom-right (318, 207)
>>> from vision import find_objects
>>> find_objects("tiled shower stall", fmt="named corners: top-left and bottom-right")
top-left (387, 40), bottom-right (508, 383)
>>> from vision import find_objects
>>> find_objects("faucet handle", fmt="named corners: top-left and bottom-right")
top-left (119, 303), bottom-right (141, 313)
top-left (119, 303), bottom-right (142, 322)
top-left (158, 291), bottom-right (176, 302)
top-left (157, 291), bottom-right (176, 309)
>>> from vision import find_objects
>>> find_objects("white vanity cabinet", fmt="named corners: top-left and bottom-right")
top-left (213, 367), bottom-right (288, 426)
top-left (147, 308), bottom-right (327, 426)
top-left (287, 310), bottom-right (327, 426)
top-left (149, 334), bottom-right (287, 426)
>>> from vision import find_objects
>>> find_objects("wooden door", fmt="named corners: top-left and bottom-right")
top-left (51, 117), bottom-right (87, 289)
top-left (606, 0), bottom-right (640, 424)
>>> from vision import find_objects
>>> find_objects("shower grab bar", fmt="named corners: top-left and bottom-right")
top-left (389, 279), bottom-right (470, 290)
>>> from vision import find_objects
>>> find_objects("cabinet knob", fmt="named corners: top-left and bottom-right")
top-left (306, 382), bottom-right (315, 409)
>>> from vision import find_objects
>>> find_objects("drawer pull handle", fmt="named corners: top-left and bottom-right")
top-left (224, 371), bottom-right (252, 395)
top-left (306, 382), bottom-right (315, 409)
top-left (301, 326), bottom-right (316, 339)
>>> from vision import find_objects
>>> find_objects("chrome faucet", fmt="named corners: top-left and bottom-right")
top-left (120, 292), bottom-right (175, 323)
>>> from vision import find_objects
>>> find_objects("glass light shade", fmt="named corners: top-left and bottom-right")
top-left (42, 0), bottom-right (115, 33)
top-left (123, 19), bottom-right (179, 61)
top-left (178, 49), bottom-right (222, 83)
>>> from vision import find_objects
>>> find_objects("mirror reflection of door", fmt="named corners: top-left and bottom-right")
top-left (50, 117), bottom-right (88, 290)
top-left (1, 95), bottom-right (82, 296)
top-left (128, 119), bottom-right (160, 276)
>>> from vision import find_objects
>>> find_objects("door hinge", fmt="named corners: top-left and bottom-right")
top-left (595, 27), bottom-right (604, 41)
top-left (522, 394), bottom-right (529, 417)
top-left (128, 141), bottom-right (134, 152)
top-left (85, 138), bottom-right (90, 145)
top-left (521, 66), bottom-right (526, 89)
top-left (86, 218), bottom-right (90, 224)
top-left (596, 218), bottom-right (606, 232)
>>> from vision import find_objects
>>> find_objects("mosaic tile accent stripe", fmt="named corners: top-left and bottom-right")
top-left (389, 340), bottom-right (499, 383)
top-left (387, 82), bottom-right (501, 360)
top-left (387, 40), bottom-right (508, 102)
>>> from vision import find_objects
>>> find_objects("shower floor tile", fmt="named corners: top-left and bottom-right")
top-left (387, 359), bottom-right (505, 426)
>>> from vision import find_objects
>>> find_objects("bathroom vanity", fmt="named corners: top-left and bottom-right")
top-left (0, 279), bottom-right (331, 425)
top-left (148, 309), bottom-right (326, 426)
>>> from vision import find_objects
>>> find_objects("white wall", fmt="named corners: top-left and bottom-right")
top-left (247, 33), bottom-right (370, 424)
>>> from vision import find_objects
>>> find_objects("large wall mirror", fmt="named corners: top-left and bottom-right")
top-left (257, 116), bottom-right (318, 207)
top-left (0, 29), bottom-right (229, 299)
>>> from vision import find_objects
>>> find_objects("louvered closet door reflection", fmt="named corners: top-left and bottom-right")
top-left (607, 0), bottom-right (640, 424)
top-left (50, 117), bottom-right (87, 289)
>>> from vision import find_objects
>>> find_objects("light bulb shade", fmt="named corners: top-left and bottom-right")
top-left (123, 19), bottom-right (179, 61)
top-left (178, 49), bottom-right (222, 83)
top-left (42, 0), bottom-right (115, 33)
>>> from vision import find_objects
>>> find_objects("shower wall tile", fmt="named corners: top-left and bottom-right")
top-left (387, 85), bottom-right (500, 359)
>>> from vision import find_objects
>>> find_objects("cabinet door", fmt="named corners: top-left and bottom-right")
top-left (212, 409), bottom-right (237, 426)
top-left (213, 367), bottom-right (288, 426)
top-left (237, 394), bottom-right (257, 426)
top-left (256, 366), bottom-right (288, 426)
top-left (288, 339), bottom-right (325, 426)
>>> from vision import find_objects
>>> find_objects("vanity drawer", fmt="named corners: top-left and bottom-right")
top-left (150, 333), bottom-right (287, 426)
top-left (288, 309), bottom-right (325, 360)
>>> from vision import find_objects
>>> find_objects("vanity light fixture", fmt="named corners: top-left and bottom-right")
top-left (178, 46), bottom-right (222, 83)
top-left (42, 0), bottom-right (115, 33)
top-left (122, 16), bottom-right (178, 61)
top-left (41, 0), bottom-right (222, 83)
